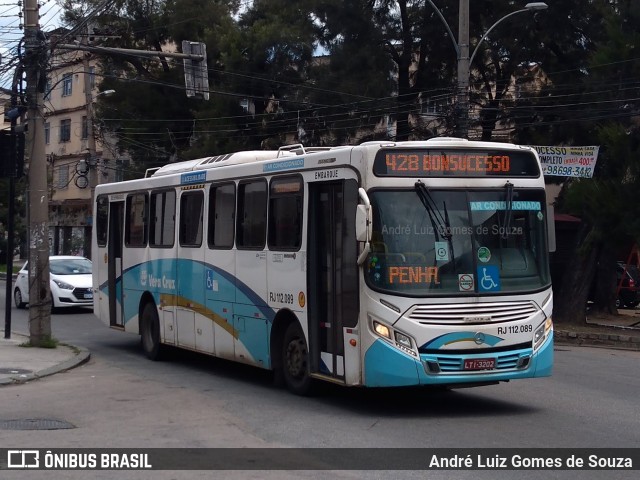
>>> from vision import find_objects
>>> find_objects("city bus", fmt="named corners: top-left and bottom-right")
top-left (92, 138), bottom-right (553, 395)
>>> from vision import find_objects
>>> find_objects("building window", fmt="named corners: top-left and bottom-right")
top-left (81, 116), bottom-right (88, 139)
top-left (44, 122), bottom-right (50, 144)
top-left (60, 119), bottom-right (71, 142)
top-left (115, 159), bottom-right (124, 182)
top-left (57, 164), bottom-right (69, 189)
top-left (89, 66), bottom-right (96, 90)
top-left (62, 73), bottom-right (73, 97)
top-left (44, 79), bottom-right (52, 100)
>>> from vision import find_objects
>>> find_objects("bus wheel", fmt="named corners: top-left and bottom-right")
top-left (141, 302), bottom-right (164, 360)
top-left (282, 322), bottom-right (313, 395)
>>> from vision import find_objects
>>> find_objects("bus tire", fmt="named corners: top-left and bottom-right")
top-left (282, 322), bottom-right (313, 395)
top-left (141, 302), bottom-right (164, 360)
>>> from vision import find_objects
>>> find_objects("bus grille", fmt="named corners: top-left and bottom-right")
top-left (408, 301), bottom-right (538, 325)
top-left (423, 349), bottom-right (532, 373)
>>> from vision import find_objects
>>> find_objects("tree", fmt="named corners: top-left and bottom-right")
top-left (541, 1), bottom-right (640, 325)
top-left (61, 0), bottom-right (245, 171)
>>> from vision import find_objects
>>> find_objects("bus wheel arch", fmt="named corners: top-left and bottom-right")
top-left (140, 294), bottom-right (164, 361)
top-left (270, 311), bottom-right (294, 375)
top-left (272, 311), bottom-right (313, 395)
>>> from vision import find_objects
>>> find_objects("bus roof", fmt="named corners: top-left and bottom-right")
top-left (149, 144), bottom-right (345, 177)
top-left (147, 139), bottom-right (533, 178)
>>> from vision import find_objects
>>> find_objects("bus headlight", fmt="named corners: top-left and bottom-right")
top-left (373, 321), bottom-right (391, 339)
top-left (534, 317), bottom-right (553, 350)
top-left (370, 318), bottom-right (417, 357)
top-left (395, 331), bottom-right (412, 349)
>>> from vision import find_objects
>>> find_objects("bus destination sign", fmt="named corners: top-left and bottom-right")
top-left (373, 149), bottom-right (540, 177)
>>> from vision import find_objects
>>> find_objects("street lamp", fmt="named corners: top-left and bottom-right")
top-left (95, 89), bottom-right (116, 98)
top-left (425, 1), bottom-right (548, 137)
top-left (468, 3), bottom-right (548, 67)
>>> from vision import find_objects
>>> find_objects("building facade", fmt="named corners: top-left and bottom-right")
top-left (44, 45), bottom-right (119, 257)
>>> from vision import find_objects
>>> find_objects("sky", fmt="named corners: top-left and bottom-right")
top-left (0, 0), bottom-right (63, 87)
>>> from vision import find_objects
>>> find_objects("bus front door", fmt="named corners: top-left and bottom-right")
top-left (107, 201), bottom-right (124, 327)
top-left (307, 180), bottom-right (359, 381)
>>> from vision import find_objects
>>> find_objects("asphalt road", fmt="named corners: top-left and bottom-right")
top-left (1, 282), bottom-right (638, 479)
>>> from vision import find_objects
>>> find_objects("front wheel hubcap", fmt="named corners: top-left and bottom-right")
top-left (286, 338), bottom-right (307, 378)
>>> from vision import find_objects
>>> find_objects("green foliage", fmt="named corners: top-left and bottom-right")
top-left (20, 336), bottom-right (59, 349)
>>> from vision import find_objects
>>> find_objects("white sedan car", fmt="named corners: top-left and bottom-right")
top-left (14, 255), bottom-right (93, 311)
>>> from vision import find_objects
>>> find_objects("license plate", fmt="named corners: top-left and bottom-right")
top-left (463, 358), bottom-right (495, 370)
top-left (84, 293), bottom-right (93, 299)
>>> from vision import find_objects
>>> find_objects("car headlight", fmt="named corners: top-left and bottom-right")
top-left (53, 279), bottom-right (74, 290)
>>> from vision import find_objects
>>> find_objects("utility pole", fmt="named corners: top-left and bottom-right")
top-left (455, 0), bottom-right (470, 138)
top-left (83, 28), bottom-right (98, 260)
top-left (24, 0), bottom-right (52, 345)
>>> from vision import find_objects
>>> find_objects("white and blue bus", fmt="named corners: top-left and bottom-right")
top-left (92, 138), bottom-right (553, 394)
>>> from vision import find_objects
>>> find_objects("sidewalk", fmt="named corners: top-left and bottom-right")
top-left (0, 330), bottom-right (90, 386)
top-left (552, 309), bottom-right (640, 350)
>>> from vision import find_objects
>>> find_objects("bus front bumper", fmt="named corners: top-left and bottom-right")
top-left (363, 333), bottom-right (553, 387)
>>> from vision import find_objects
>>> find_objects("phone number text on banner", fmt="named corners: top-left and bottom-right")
top-left (531, 146), bottom-right (600, 178)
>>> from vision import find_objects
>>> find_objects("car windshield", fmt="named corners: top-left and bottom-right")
top-left (50, 258), bottom-right (92, 275)
top-left (365, 188), bottom-right (550, 296)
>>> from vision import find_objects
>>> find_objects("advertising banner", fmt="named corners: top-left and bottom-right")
top-left (532, 146), bottom-right (600, 178)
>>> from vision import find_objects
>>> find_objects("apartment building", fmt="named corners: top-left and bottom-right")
top-left (45, 42), bottom-right (119, 257)
top-left (0, 87), bottom-right (12, 131)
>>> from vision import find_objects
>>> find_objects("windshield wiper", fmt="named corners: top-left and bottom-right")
top-left (415, 181), bottom-right (448, 240)
top-left (414, 181), bottom-right (455, 266)
top-left (502, 181), bottom-right (514, 239)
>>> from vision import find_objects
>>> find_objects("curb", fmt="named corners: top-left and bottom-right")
top-left (0, 345), bottom-right (91, 386)
top-left (555, 330), bottom-right (640, 351)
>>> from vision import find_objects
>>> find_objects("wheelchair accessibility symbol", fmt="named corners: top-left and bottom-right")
top-left (477, 265), bottom-right (501, 292)
top-left (206, 269), bottom-right (218, 292)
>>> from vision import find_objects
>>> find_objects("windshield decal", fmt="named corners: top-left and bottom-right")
top-left (458, 274), bottom-right (474, 292)
top-left (470, 201), bottom-right (541, 211)
top-left (478, 266), bottom-right (501, 292)
top-left (435, 242), bottom-right (449, 261)
top-left (477, 247), bottom-right (491, 263)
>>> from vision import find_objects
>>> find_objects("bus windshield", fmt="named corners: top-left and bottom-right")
top-left (365, 188), bottom-right (550, 296)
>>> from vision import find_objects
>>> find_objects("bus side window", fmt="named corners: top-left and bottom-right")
top-left (179, 191), bottom-right (204, 247)
top-left (237, 179), bottom-right (267, 249)
top-left (208, 183), bottom-right (235, 249)
top-left (125, 193), bottom-right (148, 247)
top-left (149, 190), bottom-right (176, 247)
top-left (96, 195), bottom-right (109, 247)
top-left (268, 176), bottom-right (302, 251)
